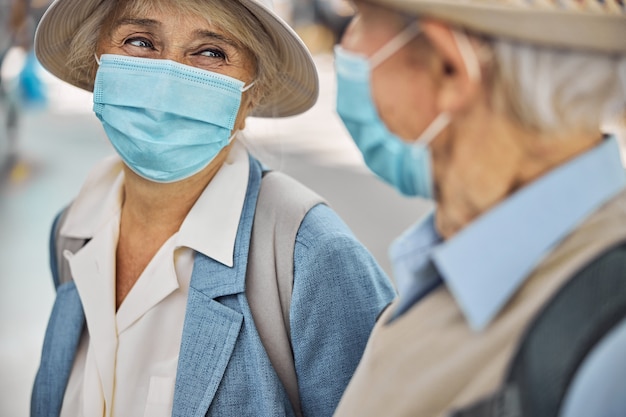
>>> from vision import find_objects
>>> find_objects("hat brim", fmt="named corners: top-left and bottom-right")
top-left (371, 0), bottom-right (626, 54)
top-left (35, 0), bottom-right (319, 117)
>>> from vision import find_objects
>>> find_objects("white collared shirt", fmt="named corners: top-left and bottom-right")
top-left (60, 142), bottom-right (250, 417)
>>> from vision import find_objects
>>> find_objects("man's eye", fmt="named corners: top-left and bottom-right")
top-left (126, 38), bottom-right (154, 48)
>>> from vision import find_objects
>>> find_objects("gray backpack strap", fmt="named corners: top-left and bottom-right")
top-left (450, 243), bottom-right (626, 417)
top-left (246, 170), bottom-right (326, 417)
top-left (51, 204), bottom-right (88, 289)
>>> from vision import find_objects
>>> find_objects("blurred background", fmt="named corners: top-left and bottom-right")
top-left (0, 1), bottom-right (429, 416)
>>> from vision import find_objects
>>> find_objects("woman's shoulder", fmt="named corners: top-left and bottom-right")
top-left (257, 169), bottom-right (383, 272)
top-left (296, 203), bottom-right (355, 244)
top-left (256, 169), bottom-right (355, 243)
top-left (294, 203), bottom-right (386, 277)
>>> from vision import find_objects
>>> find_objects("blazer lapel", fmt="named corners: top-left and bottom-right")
top-left (172, 156), bottom-right (263, 417)
top-left (172, 287), bottom-right (244, 417)
top-left (31, 281), bottom-right (85, 417)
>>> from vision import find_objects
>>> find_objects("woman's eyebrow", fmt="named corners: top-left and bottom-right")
top-left (193, 30), bottom-right (238, 47)
top-left (112, 18), bottom-right (161, 30)
top-left (110, 20), bottom-right (238, 47)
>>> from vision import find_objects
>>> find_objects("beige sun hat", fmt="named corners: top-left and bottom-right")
top-left (34, 0), bottom-right (319, 117)
top-left (370, 0), bottom-right (626, 53)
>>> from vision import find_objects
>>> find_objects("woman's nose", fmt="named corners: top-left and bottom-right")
top-left (158, 45), bottom-right (191, 65)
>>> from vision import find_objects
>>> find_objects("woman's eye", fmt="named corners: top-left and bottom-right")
top-left (199, 49), bottom-right (226, 59)
top-left (125, 38), bottom-right (154, 49)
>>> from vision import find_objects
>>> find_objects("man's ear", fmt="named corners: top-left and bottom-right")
top-left (421, 20), bottom-right (482, 115)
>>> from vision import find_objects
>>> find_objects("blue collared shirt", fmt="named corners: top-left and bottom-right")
top-left (389, 136), bottom-right (626, 331)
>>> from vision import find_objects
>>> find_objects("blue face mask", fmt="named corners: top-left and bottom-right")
top-left (93, 54), bottom-right (253, 183)
top-left (334, 24), bottom-right (450, 199)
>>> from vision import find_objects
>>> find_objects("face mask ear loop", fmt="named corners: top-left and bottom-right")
top-left (616, 58), bottom-right (626, 134)
top-left (94, 53), bottom-right (101, 66)
top-left (415, 112), bottom-right (451, 147)
top-left (230, 82), bottom-right (255, 145)
top-left (370, 23), bottom-right (421, 69)
top-left (241, 81), bottom-right (255, 92)
top-left (617, 57), bottom-right (626, 113)
top-left (228, 130), bottom-right (239, 144)
top-left (412, 31), bottom-right (477, 148)
top-left (451, 30), bottom-right (481, 82)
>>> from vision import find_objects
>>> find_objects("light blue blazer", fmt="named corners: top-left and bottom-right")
top-left (31, 156), bottom-right (396, 417)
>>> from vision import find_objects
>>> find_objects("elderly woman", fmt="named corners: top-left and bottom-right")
top-left (29, 0), bottom-right (396, 416)
top-left (332, 0), bottom-right (626, 416)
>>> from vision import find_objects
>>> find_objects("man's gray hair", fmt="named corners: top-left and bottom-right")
top-left (486, 39), bottom-right (626, 135)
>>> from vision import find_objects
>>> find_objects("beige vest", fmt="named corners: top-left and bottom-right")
top-left (334, 190), bottom-right (626, 417)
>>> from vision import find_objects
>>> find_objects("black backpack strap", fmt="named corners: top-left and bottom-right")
top-left (451, 243), bottom-right (626, 417)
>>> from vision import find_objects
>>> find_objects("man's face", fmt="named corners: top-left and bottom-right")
top-left (339, 1), bottom-right (440, 142)
top-left (338, 3), bottom-right (520, 238)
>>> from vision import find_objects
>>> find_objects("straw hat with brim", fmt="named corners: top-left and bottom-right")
top-left (369, 0), bottom-right (626, 54)
top-left (35, 0), bottom-right (319, 117)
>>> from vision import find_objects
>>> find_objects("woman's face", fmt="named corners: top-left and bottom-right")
top-left (95, 1), bottom-right (257, 132)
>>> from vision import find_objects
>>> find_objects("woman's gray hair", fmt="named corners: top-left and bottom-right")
top-left (67, 0), bottom-right (281, 109)
top-left (483, 38), bottom-right (626, 135)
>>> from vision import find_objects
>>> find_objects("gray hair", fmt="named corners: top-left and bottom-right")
top-left (67, 0), bottom-right (281, 109)
top-left (483, 38), bottom-right (626, 135)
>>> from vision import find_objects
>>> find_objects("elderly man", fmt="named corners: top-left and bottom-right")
top-left (332, 0), bottom-right (626, 416)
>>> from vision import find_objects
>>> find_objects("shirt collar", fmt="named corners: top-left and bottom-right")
top-left (389, 209), bottom-right (440, 297)
top-left (61, 141), bottom-right (249, 268)
top-left (177, 141), bottom-right (249, 267)
top-left (60, 155), bottom-right (125, 239)
top-left (391, 136), bottom-right (626, 331)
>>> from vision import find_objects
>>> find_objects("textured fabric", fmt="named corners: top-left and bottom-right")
top-left (292, 204), bottom-right (397, 417)
top-left (30, 282), bottom-right (85, 417)
top-left (31, 151), bottom-right (396, 417)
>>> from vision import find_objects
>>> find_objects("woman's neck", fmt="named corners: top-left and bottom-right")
top-left (119, 144), bottom-right (232, 237)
